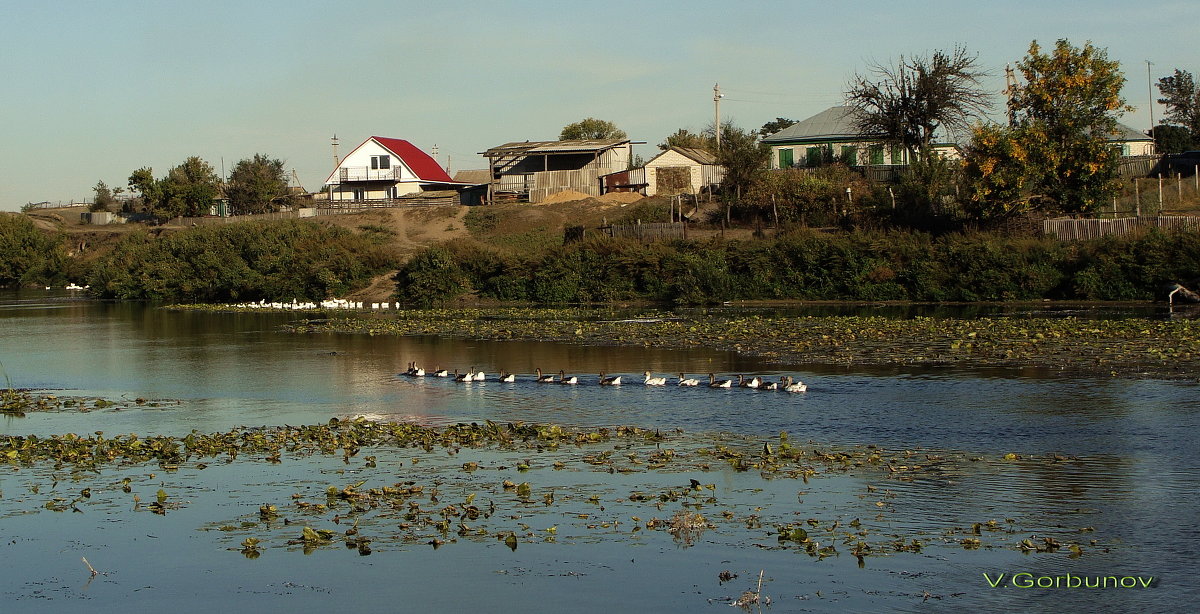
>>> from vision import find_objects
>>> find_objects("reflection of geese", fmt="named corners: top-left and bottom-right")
top-left (599, 372), bottom-right (621, 386)
top-left (499, 371), bottom-right (516, 383)
top-left (677, 373), bottom-right (700, 387)
top-left (535, 368), bottom-right (556, 383)
top-left (708, 373), bottom-right (733, 388)
top-left (558, 370), bottom-right (578, 385)
top-left (783, 376), bottom-right (807, 393)
top-left (643, 371), bottom-right (667, 386)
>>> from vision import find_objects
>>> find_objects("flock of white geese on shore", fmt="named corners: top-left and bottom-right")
top-left (403, 363), bottom-right (807, 392)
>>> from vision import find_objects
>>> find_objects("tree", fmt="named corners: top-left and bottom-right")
top-left (715, 124), bottom-right (769, 201)
top-left (758, 117), bottom-right (795, 139)
top-left (158, 157), bottom-right (221, 219)
top-left (1150, 124), bottom-right (1195, 154)
top-left (91, 180), bottom-right (117, 212)
top-left (659, 128), bottom-right (710, 151)
top-left (128, 167), bottom-right (161, 214)
top-left (1157, 69), bottom-right (1200, 138)
top-left (962, 40), bottom-right (1129, 221)
top-left (227, 154), bottom-right (290, 215)
top-left (845, 45), bottom-right (990, 160)
top-left (559, 118), bottom-right (627, 140)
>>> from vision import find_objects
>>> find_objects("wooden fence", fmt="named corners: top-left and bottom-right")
top-left (168, 209), bottom-right (307, 226)
top-left (1043, 215), bottom-right (1200, 241)
top-left (602, 221), bottom-right (687, 242)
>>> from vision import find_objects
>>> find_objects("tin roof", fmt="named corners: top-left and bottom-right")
top-left (481, 139), bottom-right (631, 157)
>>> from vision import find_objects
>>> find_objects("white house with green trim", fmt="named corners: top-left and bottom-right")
top-left (761, 106), bottom-right (958, 170)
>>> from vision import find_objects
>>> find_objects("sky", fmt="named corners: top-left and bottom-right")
top-left (2, 0), bottom-right (1198, 210)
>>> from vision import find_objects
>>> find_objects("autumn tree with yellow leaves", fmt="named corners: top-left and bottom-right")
top-left (962, 39), bottom-right (1131, 221)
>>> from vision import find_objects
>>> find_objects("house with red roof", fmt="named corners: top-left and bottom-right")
top-left (323, 136), bottom-right (461, 202)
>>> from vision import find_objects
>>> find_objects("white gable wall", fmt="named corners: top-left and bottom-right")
top-left (331, 139), bottom-right (418, 183)
top-left (644, 149), bottom-right (705, 196)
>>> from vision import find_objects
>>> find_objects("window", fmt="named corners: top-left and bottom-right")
top-left (840, 145), bottom-right (857, 166)
top-left (370, 155), bottom-right (390, 170)
top-left (353, 188), bottom-right (365, 200)
top-left (869, 145), bottom-right (885, 165)
top-left (778, 148), bottom-right (793, 168)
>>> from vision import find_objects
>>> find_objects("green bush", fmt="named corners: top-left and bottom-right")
top-left (393, 227), bottom-right (1200, 305)
top-left (88, 220), bottom-right (395, 301)
top-left (0, 214), bottom-right (70, 287)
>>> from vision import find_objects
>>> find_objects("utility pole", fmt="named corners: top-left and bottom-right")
top-left (1147, 60), bottom-right (1156, 148)
top-left (713, 83), bottom-right (723, 151)
top-left (331, 134), bottom-right (340, 169)
top-left (1003, 65), bottom-right (1017, 125)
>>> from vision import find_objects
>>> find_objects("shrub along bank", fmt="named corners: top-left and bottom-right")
top-left (393, 229), bottom-right (1200, 305)
top-left (0, 214), bottom-right (73, 288)
top-left (86, 220), bottom-right (396, 302)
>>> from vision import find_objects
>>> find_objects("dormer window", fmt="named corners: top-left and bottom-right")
top-left (370, 155), bottom-right (390, 170)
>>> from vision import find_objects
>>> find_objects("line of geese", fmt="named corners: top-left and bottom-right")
top-left (403, 363), bottom-right (807, 392)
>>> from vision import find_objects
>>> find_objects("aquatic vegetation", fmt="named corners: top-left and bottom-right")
top-left (277, 308), bottom-right (1200, 378)
top-left (0, 420), bottom-right (1106, 563)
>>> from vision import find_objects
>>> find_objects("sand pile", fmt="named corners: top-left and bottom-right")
top-left (598, 191), bottom-right (644, 204)
top-left (539, 190), bottom-right (593, 204)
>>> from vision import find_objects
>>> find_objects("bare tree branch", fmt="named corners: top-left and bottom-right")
top-left (845, 45), bottom-right (992, 159)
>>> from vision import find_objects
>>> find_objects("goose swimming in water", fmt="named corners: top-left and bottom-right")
top-left (708, 373), bottom-right (733, 388)
top-left (783, 376), bottom-right (807, 393)
top-left (739, 374), bottom-right (762, 389)
top-left (558, 370), bottom-right (578, 385)
top-left (499, 371), bottom-right (516, 383)
top-left (677, 373), bottom-right (700, 387)
top-left (643, 371), bottom-right (667, 386)
top-left (535, 368), bottom-right (556, 383)
top-left (432, 366), bottom-right (450, 378)
top-left (599, 372), bottom-right (621, 386)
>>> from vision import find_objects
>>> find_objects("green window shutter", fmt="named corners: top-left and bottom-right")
top-left (778, 148), bottom-right (793, 168)
top-left (890, 145), bottom-right (903, 164)
top-left (869, 145), bottom-right (885, 165)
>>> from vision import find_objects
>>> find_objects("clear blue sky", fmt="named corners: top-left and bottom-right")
top-left (2, 0), bottom-right (1197, 210)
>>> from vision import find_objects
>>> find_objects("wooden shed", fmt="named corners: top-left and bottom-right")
top-left (481, 139), bottom-right (635, 203)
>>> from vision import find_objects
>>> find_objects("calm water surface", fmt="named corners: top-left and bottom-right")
top-left (1, 291), bottom-right (1197, 612)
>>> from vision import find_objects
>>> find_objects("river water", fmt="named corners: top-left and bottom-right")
top-left (1, 290), bottom-right (1197, 612)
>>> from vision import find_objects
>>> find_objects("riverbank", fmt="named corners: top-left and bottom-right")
top-left (260, 306), bottom-right (1200, 380)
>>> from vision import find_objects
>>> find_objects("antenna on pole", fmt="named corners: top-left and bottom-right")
top-left (331, 134), bottom-right (340, 169)
top-left (713, 83), bottom-right (723, 151)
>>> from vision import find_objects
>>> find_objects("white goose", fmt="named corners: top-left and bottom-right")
top-left (708, 373), bottom-right (733, 388)
top-left (677, 373), bottom-right (700, 387)
top-left (783, 376), bottom-right (807, 393)
top-left (433, 366), bottom-right (450, 378)
top-left (643, 371), bottom-right (668, 386)
top-left (499, 371), bottom-right (516, 383)
top-left (599, 372), bottom-right (621, 386)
